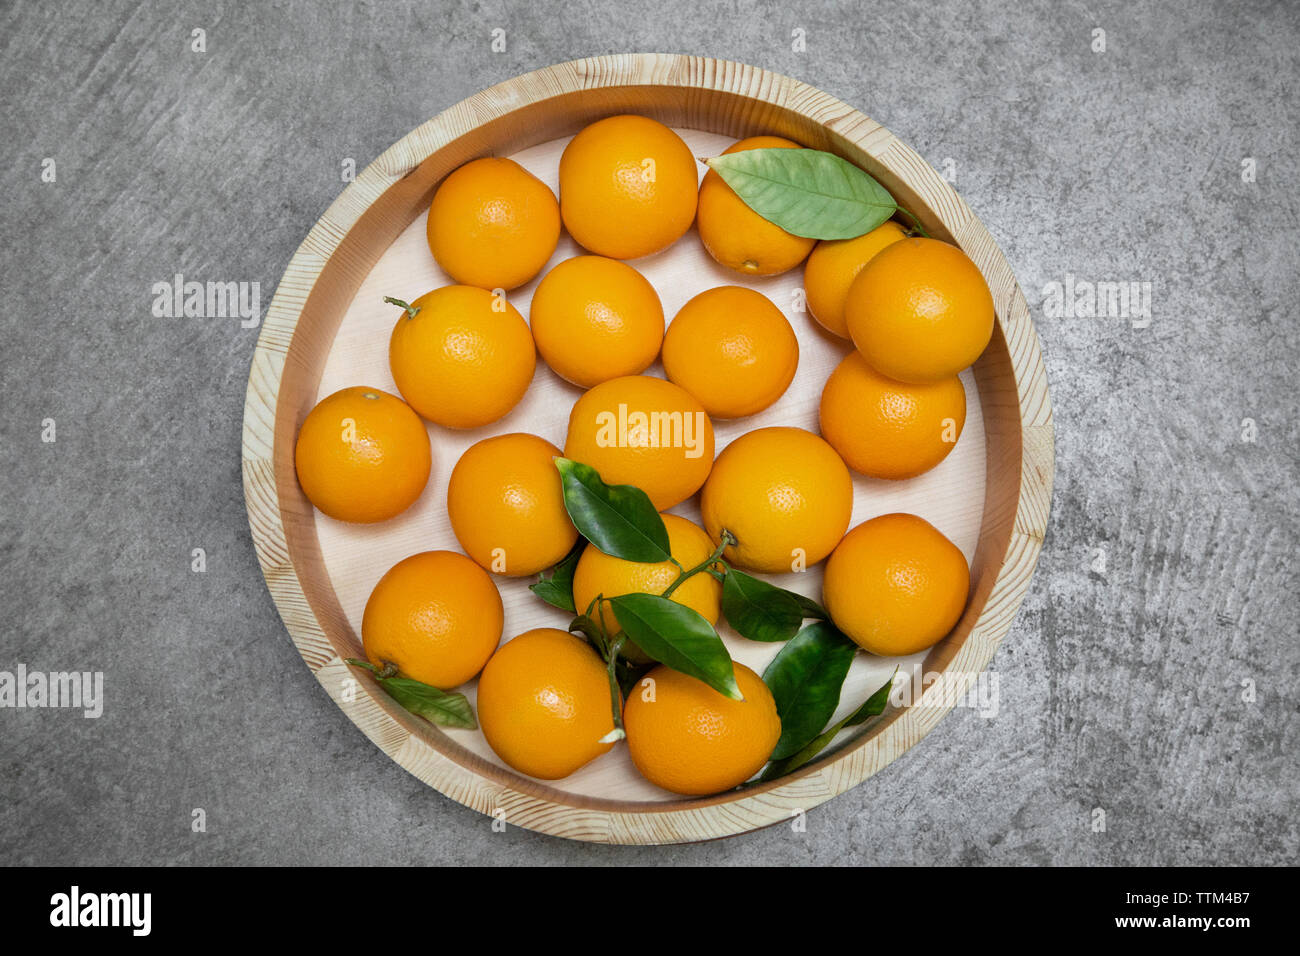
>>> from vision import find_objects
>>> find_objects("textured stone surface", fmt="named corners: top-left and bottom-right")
top-left (1, 0), bottom-right (1296, 865)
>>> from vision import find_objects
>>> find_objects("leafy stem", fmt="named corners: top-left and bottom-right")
top-left (760, 668), bottom-right (898, 780)
top-left (600, 632), bottom-right (628, 744)
top-left (893, 206), bottom-right (930, 238)
top-left (345, 658), bottom-right (476, 730)
top-left (661, 531), bottom-right (732, 600)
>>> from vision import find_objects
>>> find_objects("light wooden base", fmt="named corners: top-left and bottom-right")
top-left (242, 54), bottom-right (1054, 844)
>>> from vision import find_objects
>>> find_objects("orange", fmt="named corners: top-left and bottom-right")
top-left (294, 386), bottom-right (431, 523)
top-left (387, 285), bottom-right (535, 429)
top-left (362, 550), bottom-right (503, 688)
top-left (571, 513), bottom-right (721, 661)
top-left (819, 350), bottom-right (966, 479)
top-left (425, 157), bottom-right (560, 291)
top-left (477, 628), bottom-right (617, 779)
top-left (661, 286), bottom-right (799, 419)
top-left (563, 375), bottom-right (714, 510)
top-left (822, 513), bottom-right (969, 656)
top-left (623, 663), bottom-right (780, 795)
top-left (696, 136), bottom-right (816, 276)
top-left (446, 433), bottom-right (577, 576)
top-left (559, 115), bottom-right (698, 260)
top-left (845, 237), bottom-right (994, 383)
top-left (700, 426), bottom-right (852, 573)
top-left (803, 220), bottom-right (908, 338)
top-left (529, 255), bottom-right (664, 387)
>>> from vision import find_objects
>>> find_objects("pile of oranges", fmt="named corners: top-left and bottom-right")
top-left (292, 114), bottom-right (995, 795)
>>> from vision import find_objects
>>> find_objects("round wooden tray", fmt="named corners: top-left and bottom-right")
top-left (242, 53), bottom-right (1054, 844)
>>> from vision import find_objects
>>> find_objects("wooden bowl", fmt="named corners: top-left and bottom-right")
top-left (242, 53), bottom-right (1053, 844)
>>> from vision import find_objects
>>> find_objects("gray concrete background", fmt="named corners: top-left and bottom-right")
top-left (1, 0), bottom-right (1297, 865)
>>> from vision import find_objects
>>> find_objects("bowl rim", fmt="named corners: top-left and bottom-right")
top-left (242, 53), bottom-right (1055, 845)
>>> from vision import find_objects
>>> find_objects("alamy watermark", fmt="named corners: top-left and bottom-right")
top-left (1041, 273), bottom-right (1152, 328)
top-left (151, 273), bottom-right (261, 328)
top-left (0, 665), bottom-right (103, 718)
top-left (890, 669), bottom-right (1000, 718)
top-left (50, 886), bottom-right (150, 936)
top-left (592, 404), bottom-right (708, 460)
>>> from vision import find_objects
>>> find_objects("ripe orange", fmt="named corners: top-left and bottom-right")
top-left (477, 628), bottom-right (617, 779)
top-left (661, 286), bottom-right (799, 419)
top-left (623, 662), bottom-right (781, 795)
top-left (294, 386), bottom-right (431, 523)
top-left (845, 237), bottom-right (994, 383)
top-left (803, 220), bottom-right (908, 338)
top-left (563, 375), bottom-right (714, 510)
top-left (387, 285), bottom-right (535, 429)
top-left (819, 350), bottom-right (966, 479)
top-left (558, 115), bottom-right (698, 260)
top-left (571, 513), bottom-right (721, 661)
top-left (362, 550), bottom-right (503, 688)
top-left (529, 255), bottom-right (664, 387)
top-left (425, 157), bottom-right (560, 291)
top-left (696, 136), bottom-right (816, 276)
top-left (700, 426), bottom-right (853, 573)
top-left (446, 433), bottom-right (577, 576)
top-left (822, 513), bottom-right (969, 656)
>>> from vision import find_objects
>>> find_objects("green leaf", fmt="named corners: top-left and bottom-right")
top-left (607, 592), bottom-right (741, 700)
top-left (380, 677), bottom-right (477, 730)
top-left (841, 667), bottom-right (898, 728)
top-left (721, 568), bottom-right (805, 642)
top-left (530, 538), bottom-right (585, 612)
top-left (760, 668), bottom-right (897, 781)
top-left (790, 592), bottom-right (830, 621)
top-left (555, 458), bottom-right (671, 563)
top-left (706, 147), bottom-right (897, 240)
top-left (615, 657), bottom-right (654, 701)
top-left (762, 622), bottom-right (857, 759)
top-left (568, 613), bottom-right (608, 657)
top-left (345, 659), bottom-right (477, 730)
